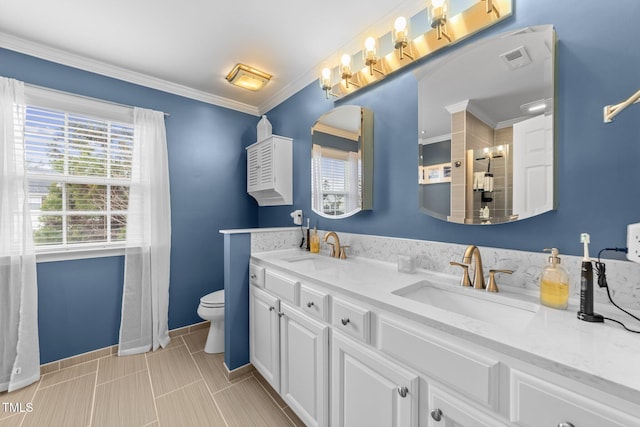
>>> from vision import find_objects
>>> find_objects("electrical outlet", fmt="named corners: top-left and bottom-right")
top-left (627, 223), bottom-right (640, 263)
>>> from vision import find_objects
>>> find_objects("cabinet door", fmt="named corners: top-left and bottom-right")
top-left (332, 331), bottom-right (419, 427)
top-left (427, 385), bottom-right (508, 427)
top-left (249, 285), bottom-right (280, 392)
top-left (280, 302), bottom-right (329, 427)
top-left (247, 139), bottom-right (274, 192)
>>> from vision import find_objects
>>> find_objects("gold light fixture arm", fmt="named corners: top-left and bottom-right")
top-left (604, 89), bottom-right (640, 123)
top-left (483, 0), bottom-right (500, 18)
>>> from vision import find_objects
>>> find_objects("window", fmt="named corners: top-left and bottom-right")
top-left (312, 145), bottom-right (361, 217)
top-left (24, 102), bottom-right (133, 253)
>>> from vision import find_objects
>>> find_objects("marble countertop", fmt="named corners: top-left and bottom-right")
top-left (251, 248), bottom-right (640, 405)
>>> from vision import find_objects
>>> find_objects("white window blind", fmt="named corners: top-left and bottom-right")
top-left (24, 105), bottom-right (133, 250)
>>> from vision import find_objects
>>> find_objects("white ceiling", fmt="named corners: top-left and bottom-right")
top-left (0, 0), bottom-right (427, 116)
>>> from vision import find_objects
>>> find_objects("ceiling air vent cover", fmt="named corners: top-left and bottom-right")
top-left (499, 46), bottom-right (531, 70)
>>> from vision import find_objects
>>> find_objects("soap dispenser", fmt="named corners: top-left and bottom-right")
top-left (310, 227), bottom-right (320, 254)
top-left (540, 248), bottom-right (570, 309)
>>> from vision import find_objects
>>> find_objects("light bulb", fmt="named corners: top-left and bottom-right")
top-left (365, 37), bottom-right (376, 52)
top-left (432, 0), bottom-right (446, 7)
top-left (321, 68), bottom-right (331, 80)
top-left (394, 16), bottom-right (407, 33)
top-left (498, 145), bottom-right (504, 151)
top-left (341, 54), bottom-right (351, 67)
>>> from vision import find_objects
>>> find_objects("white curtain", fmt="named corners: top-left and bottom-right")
top-left (346, 151), bottom-right (360, 212)
top-left (0, 77), bottom-right (40, 392)
top-left (311, 144), bottom-right (324, 212)
top-left (118, 107), bottom-right (171, 356)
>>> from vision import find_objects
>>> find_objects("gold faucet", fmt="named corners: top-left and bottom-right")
top-left (462, 245), bottom-right (485, 289)
top-left (323, 231), bottom-right (341, 258)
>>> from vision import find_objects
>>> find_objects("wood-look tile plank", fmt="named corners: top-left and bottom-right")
top-left (254, 371), bottom-right (287, 408)
top-left (284, 406), bottom-right (306, 427)
top-left (155, 381), bottom-right (225, 427)
top-left (191, 352), bottom-right (230, 393)
top-left (39, 360), bottom-right (97, 389)
top-left (22, 374), bottom-right (95, 427)
top-left (0, 381), bottom-right (38, 420)
top-left (214, 377), bottom-right (293, 427)
top-left (92, 371), bottom-right (156, 427)
top-left (0, 414), bottom-right (24, 427)
top-left (146, 345), bottom-right (201, 397)
top-left (97, 354), bottom-right (146, 385)
top-left (182, 329), bottom-right (208, 354)
top-left (59, 348), bottom-right (111, 369)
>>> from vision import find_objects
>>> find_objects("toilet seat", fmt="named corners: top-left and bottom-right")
top-left (200, 290), bottom-right (224, 308)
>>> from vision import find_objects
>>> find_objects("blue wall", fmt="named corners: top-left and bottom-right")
top-left (0, 48), bottom-right (260, 363)
top-left (259, 0), bottom-right (640, 258)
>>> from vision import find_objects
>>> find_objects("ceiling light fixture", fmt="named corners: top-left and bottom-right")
top-left (429, 0), bottom-right (451, 42)
top-left (225, 64), bottom-right (272, 91)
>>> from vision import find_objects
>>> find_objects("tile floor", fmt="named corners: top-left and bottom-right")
top-left (0, 329), bottom-right (304, 427)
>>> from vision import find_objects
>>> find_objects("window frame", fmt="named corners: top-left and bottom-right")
top-left (23, 86), bottom-right (134, 262)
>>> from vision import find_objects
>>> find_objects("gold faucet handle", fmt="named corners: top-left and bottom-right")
top-left (450, 261), bottom-right (472, 287)
top-left (326, 242), bottom-right (336, 257)
top-left (487, 269), bottom-right (513, 293)
top-left (339, 245), bottom-right (350, 259)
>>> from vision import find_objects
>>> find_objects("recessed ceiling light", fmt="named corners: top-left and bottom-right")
top-left (226, 64), bottom-right (272, 91)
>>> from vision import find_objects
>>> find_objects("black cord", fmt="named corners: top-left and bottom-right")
top-left (299, 225), bottom-right (306, 248)
top-left (602, 317), bottom-right (640, 334)
top-left (595, 247), bottom-right (640, 333)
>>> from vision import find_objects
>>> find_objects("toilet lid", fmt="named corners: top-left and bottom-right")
top-left (200, 290), bottom-right (224, 307)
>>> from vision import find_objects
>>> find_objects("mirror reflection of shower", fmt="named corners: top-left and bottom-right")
top-left (470, 144), bottom-right (512, 224)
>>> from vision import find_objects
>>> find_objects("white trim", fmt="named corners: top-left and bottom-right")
top-left (0, 32), bottom-right (261, 116)
top-left (36, 244), bottom-right (126, 263)
top-left (219, 226), bottom-right (299, 235)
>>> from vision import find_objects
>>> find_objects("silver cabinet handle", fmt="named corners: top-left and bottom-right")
top-left (307, 301), bottom-right (314, 308)
top-left (269, 306), bottom-right (275, 311)
top-left (558, 423), bottom-right (575, 427)
top-left (430, 408), bottom-right (443, 422)
top-left (341, 318), bottom-right (350, 326)
top-left (397, 386), bottom-right (409, 398)
top-left (278, 311), bottom-right (284, 318)
top-left (250, 273), bottom-right (257, 279)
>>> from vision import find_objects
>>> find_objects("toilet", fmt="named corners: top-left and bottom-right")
top-left (197, 289), bottom-right (225, 354)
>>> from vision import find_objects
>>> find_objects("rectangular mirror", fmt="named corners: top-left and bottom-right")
top-left (417, 25), bottom-right (556, 224)
top-left (311, 106), bottom-right (373, 219)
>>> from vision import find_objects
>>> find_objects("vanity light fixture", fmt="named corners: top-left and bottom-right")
top-left (393, 17), bottom-right (414, 60)
top-left (316, 0), bottom-right (512, 99)
top-left (482, 0), bottom-right (500, 17)
top-left (340, 54), bottom-right (359, 89)
top-left (226, 63), bottom-right (272, 91)
top-left (363, 37), bottom-right (382, 76)
top-left (429, 0), bottom-right (451, 42)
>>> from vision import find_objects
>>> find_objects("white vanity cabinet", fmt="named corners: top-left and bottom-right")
top-left (510, 370), bottom-right (639, 427)
top-left (332, 331), bottom-right (419, 427)
top-left (246, 135), bottom-right (292, 206)
top-left (249, 283), bottom-right (329, 427)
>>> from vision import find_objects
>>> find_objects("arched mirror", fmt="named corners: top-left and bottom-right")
top-left (417, 25), bottom-right (555, 224)
top-left (311, 105), bottom-right (373, 218)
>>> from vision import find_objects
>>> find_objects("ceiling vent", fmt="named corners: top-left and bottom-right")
top-left (499, 46), bottom-right (531, 70)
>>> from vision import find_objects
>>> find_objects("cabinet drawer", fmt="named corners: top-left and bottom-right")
top-left (379, 317), bottom-right (499, 409)
top-left (510, 370), bottom-right (638, 427)
top-left (428, 385), bottom-right (508, 427)
top-left (300, 285), bottom-right (329, 322)
top-left (332, 298), bottom-right (370, 343)
top-left (249, 264), bottom-right (265, 287)
top-left (265, 270), bottom-right (299, 304)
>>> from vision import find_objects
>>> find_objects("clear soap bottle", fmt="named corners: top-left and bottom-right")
top-left (540, 248), bottom-right (570, 309)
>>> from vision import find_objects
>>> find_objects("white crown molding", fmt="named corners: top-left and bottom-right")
top-left (0, 32), bottom-right (261, 116)
top-left (257, 67), bottom-right (319, 115)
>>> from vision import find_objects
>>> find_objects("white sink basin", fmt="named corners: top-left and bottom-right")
top-left (282, 255), bottom-right (338, 271)
top-left (393, 280), bottom-right (540, 331)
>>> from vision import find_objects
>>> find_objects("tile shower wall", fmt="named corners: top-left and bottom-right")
top-left (251, 228), bottom-right (640, 310)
